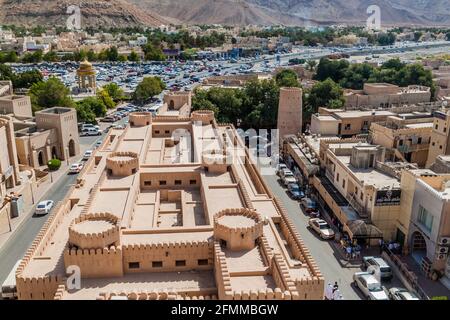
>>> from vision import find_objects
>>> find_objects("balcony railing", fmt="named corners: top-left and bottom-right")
top-left (347, 192), bottom-right (369, 218)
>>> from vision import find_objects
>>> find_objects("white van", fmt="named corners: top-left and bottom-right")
top-left (1, 260), bottom-right (22, 299)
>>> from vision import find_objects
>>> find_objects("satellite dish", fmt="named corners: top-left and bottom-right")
top-left (367, 265), bottom-right (381, 283)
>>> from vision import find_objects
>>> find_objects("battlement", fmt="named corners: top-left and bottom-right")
top-left (68, 212), bottom-right (121, 249)
top-left (129, 112), bottom-right (152, 127)
top-left (106, 151), bottom-right (139, 176)
top-left (231, 287), bottom-right (295, 300)
top-left (214, 208), bottom-right (263, 251)
top-left (191, 109), bottom-right (215, 125)
top-left (64, 245), bottom-right (124, 278)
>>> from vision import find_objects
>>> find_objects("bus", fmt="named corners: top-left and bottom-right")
top-left (1, 260), bottom-right (22, 299)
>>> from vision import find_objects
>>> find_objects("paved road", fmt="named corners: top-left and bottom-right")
top-left (0, 134), bottom-right (102, 286)
top-left (262, 173), bottom-right (403, 300)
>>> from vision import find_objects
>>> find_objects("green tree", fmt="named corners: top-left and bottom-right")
top-left (43, 51), bottom-right (59, 62)
top-left (377, 33), bottom-right (396, 46)
top-left (132, 77), bottom-right (166, 104)
top-left (128, 50), bottom-right (140, 62)
top-left (307, 59), bottom-right (317, 71)
top-left (314, 58), bottom-right (350, 82)
top-left (306, 78), bottom-right (344, 118)
top-left (75, 103), bottom-right (97, 124)
top-left (0, 51), bottom-right (18, 63)
top-left (275, 69), bottom-right (300, 88)
top-left (142, 43), bottom-right (166, 61)
top-left (13, 70), bottom-right (43, 88)
top-left (87, 50), bottom-right (97, 61)
top-left (21, 50), bottom-right (43, 63)
top-left (29, 77), bottom-right (74, 113)
top-left (97, 89), bottom-right (115, 109)
top-left (340, 63), bottom-right (375, 90)
top-left (103, 83), bottom-right (124, 101)
top-left (77, 97), bottom-right (107, 118)
top-left (106, 47), bottom-right (119, 61)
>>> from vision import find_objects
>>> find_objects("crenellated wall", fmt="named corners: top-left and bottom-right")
top-left (64, 246), bottom-right (123, 278)
top-left (122, 240), bottom-right (213, 273)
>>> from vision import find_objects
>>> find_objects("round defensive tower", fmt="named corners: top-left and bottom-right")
top-left (129, 112), bottom-right (152, 127)
top-left (191, 110), bottom-right (215, 125)
top-left (106, 151), bottom-right (139, 177)
top-left (213, 208), bottom-right (264, 251)
top-left (68, 212), bottom-right (121, 249)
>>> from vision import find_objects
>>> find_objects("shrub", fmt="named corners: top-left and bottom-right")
top-left (47, 158), bottom-right (61, 171)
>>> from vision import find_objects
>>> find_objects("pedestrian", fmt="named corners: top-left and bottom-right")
top-left (325, 283), bottom-right (333, 300)
top-left (379, 238), bottom-right (384, 254)
top-left (332, 282), bottom-right (339, 294)
top-left (346, 246), bottom-right (352, 260)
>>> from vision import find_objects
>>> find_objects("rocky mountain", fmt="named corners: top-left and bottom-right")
top-left (0, 0), bottom-right (170, 28)
top-left (128, 0), bottom-right (450, 26)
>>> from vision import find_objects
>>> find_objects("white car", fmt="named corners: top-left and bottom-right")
top-left (81, 123), bottom-right (100, 130)
top-left (94, 140), bottom-right (103, 149)
top-left (69, 163), bottom-right (83, 174)
top-left (353, 272), bottom-right (389, 300)
top-left (82, 150), bottom-right (93, 161)
top-left (276, 163), bottom-right (287, 176)
top-left (280, 169), bottom-right (297, 186)
top-left (35, 200), bottom-right (54, 216)
top-left (308, 218), bottom-right (335, 239)
top-left (388, 287), bottom-right (419, 300)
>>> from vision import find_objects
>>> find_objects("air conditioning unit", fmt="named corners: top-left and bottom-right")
top-left (438, 246), bottom-right (449, 254)
top-left (438, 237), bottom-right (450, 246)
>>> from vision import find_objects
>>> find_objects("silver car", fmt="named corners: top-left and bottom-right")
top-left (353, 272), bottom-right (389, 300)
top-left (388, 287), bottom-right (419, 300)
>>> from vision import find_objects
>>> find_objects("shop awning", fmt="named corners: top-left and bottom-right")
top-left (344, 220), bottom-right (383, 239)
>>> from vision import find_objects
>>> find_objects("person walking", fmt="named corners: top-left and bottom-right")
top-left (379, 238), bottom-right (384, 254)
top-left (332, 282), bottom-right (339, 294)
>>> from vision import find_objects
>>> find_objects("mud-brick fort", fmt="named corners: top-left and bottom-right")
top-left (16, 107), bottom-right (324, 300)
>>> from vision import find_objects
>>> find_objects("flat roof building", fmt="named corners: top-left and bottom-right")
top-left (16, 110), bottom-right (324, 300)
top-left (344, 83), bottom-right (431, 109)
top-left (313, 138), bottom-right (404, 242)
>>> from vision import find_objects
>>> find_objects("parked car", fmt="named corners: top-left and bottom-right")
top-left (276, 163), bottom-right (287, 176)
top-left (94, 140), bottom-right (103, 148)
top-left (301, 197), bottom-right (319, 214)
top-left (280, 169), bottom-right (297, 186)
top-left (80, 128), bottom-right (101, 136)
top-left (102, 116), bottom-right (116, 123)
top-left (388, 287), bottom-right (419, 300)
top-left (80, 123), bottom-right (100, 131)
top-left (35, 200), bottom-right (54, 216)
top-left (308, 218), bottom-right (335, 239)
top-left (82, 150), bottom-right (93, 161)
top-left (361, 256), bottom-right (393, 281)
top-left (287, 183), bottom-right (305, 199)
top-left (69, 162), bottom-right (83, 174)
top-left (353, 272), bottom-right (389, 300)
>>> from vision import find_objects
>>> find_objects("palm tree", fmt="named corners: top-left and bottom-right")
top-left (307, 59), bottom-right (317, 71)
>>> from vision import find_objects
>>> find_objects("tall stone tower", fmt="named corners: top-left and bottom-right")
top-left (277, 87), bottom-right (303, 140)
